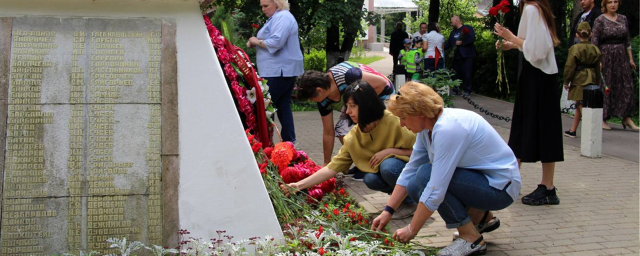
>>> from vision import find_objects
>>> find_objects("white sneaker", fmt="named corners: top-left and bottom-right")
top-left (437, 236), bottom-right (486, 256)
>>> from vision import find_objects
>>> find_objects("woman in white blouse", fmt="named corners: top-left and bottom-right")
top-left (422, 22), bottom-right (445, 73)
top-left (494, 0), bottom-right (563, 206)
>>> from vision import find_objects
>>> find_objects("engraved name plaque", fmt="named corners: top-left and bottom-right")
top-left (0, 17), bottom-right (165, 255)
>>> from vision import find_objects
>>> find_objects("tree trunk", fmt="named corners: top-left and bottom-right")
top-left (325, 0), bottom-right (365, 69)
top-left (572, 0), bottom-right (581, 21)
top-left (550, 0), bottom-right (567, 42)
top-left (428, 0), bottom-right (440, 23)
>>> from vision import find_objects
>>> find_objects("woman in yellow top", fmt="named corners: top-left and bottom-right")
top-left (282, 80), bottom-right (417, 219)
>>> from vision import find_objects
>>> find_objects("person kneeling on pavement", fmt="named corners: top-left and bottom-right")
top-left (282, 81), bottom-right (418, 219)
top-left (371, 82), bottom-right (522, 256)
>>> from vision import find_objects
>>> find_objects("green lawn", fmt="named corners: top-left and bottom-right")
top-left (349, 55), bottom-right (384, 65)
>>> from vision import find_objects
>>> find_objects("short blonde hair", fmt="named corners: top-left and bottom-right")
top-left (387, 82), bottom-right (444, 118)
top-left (273, 0), bottom-right (290, 10)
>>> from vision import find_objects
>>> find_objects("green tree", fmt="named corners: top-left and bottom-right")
top-left (210, 0), bottom-right (379, 70)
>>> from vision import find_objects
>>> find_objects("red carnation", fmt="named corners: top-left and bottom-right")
top-left (307, 188), bottom-right (324, 203)
top-left (264, 147), bottom-right (273, 158)
top-left (333, 209), bottom-right (339, 216)
top-left (251, 23), bottom-right (260, 29)
top-left (319, 178), bottom-right (336, 193)
top-left (500, 0), bottom-right (509, 7)
top-left (317, 247), bottom-right (325, 255)
top-left (223, 64), bottom-right (238, 81)
top-left (502, 5), bottom-right (510, 13)
top-left (489, 6), bottom-right (499, 16)
top-left (462, 27), bottom-right (471, 35)
top-left (270, 142), bottom-right (295, 170)
top-left (258, 162), bottom-right (267, 175)
top-left (281, 167), bottom-right (304, 183)
top-left (251, 142), bottom-right (262, 153)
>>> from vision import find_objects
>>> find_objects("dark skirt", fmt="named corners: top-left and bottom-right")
top-left (508, 57), bottom-right (564, 163)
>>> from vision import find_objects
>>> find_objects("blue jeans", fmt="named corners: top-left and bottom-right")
top-left (265, 76), bottom-right (296, 142)
top-left (363, 157), bottom-right (414, 204)
top-left (406, 164), bottom-right (514, 228)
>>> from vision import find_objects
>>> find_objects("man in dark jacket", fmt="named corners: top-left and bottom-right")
top-left (390, 21), bottom-right (409, 72)
top-left (569, 0), bottom-right (601, 47)
top-left (445, 15), bottom-right (476, 96)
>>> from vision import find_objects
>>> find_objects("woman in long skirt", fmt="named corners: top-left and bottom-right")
top-left (494, 0), bottom-right (564, 206)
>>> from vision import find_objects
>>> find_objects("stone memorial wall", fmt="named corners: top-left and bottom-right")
top-left (0, 17), bottom-right (178, 255)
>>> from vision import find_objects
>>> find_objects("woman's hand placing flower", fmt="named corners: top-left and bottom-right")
top-left (370, 211), bottom-right (391, 232)
top-left (280, 183), bottom-right (301, 197)
top-left (393, 224), bottom-right (418, 243)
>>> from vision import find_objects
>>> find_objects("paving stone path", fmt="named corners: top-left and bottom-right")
top-left (290, 111), bottom-right (639, 256)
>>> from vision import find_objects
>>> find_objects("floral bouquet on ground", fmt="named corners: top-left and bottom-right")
top-left (490, 0), bottom-right (511, 92)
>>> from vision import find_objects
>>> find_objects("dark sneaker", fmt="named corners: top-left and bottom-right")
top-left (522, 184), bottom-right (560, 206)
top-left (564, 130), bottom-right (576, 138)
top-left (391, 203), bottom-right (417, 220)
top-left (349, 167), bottom-right (365, 181)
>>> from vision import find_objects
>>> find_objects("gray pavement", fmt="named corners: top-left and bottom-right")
top-left (277, 52), bottom-right (639, 255)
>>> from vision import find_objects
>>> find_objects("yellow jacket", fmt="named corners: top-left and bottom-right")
top-left (327, 110), bottom-right (416, 173)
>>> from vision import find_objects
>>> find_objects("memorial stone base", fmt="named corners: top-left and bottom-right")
top-left (0, 0), bottom-right (283, 255)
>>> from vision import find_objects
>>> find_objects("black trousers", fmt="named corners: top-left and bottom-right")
top-left (392, 53), bottom-right (399, 72)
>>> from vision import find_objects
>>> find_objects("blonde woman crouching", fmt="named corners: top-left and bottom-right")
top-left (371, 82), bottom-right (522, 256)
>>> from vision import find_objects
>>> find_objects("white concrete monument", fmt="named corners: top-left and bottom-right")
top-left (0, 0), bottom-right (282, 254)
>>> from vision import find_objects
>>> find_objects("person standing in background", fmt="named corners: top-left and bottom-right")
top-left (413, 22), bottom-right (428, 41)
top-left (569, 0), bottom-right (601, 47)
top-left (390, 22), bottom-right (409, 71)
top-left (247, 0), bottom-right (304, 144)
top-left (494, 0), bottom-right (564, 206)
top-left (563, 22), bottom-right (602, 138)
top-left (591, 0), bottom-right (638, 131)
top-left (422, 22), bottom-right (446, 73)
top-left (445, 16), bottom-right (476, 96)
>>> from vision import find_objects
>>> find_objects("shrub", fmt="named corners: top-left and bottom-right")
top-left (304, 49), bottom-right (327, 72)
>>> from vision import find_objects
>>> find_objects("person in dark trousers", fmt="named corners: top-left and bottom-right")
top-left (390, 21), bottom-right (409, 71)
top-left (568, 0), bottom-right (601, 47)
top-left (445, 15), bottom-right (476, 96)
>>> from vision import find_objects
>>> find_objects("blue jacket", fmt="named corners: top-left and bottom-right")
top-left (445, 25), bottom-right (476, 59)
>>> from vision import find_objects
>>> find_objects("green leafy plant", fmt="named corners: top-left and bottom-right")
top-left (304, 49), bottom-right (327, 72)
top-left (420, 69), bottom-right (460, 107)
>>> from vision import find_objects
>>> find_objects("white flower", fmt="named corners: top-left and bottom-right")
top-left (264, 98), bottom-right (271, 106)
top-left (247, 87), bottom-right (257, 104)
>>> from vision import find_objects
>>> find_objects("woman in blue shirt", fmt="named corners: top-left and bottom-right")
top-left (371, 82), bottom-right (522, 256)
top-left (247, 0), bottom-right (304, 143)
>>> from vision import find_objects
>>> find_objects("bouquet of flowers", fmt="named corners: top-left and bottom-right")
top-left (490, 0), bottom-right (511, 92)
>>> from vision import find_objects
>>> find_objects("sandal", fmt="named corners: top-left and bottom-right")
top-left (452, 211), bottom-right (500, 240)
top-left (476, 211), bottom-right (500, 234)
